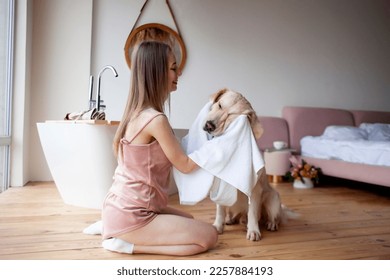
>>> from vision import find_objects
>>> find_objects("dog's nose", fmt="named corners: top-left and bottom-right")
top-left (203, 121), bottom-right (216, 133)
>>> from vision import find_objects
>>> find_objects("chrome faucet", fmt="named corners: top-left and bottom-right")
top-left (88, 75), bottom-right (94, 110)
top-left (89, 65), bottom-right (118, 111)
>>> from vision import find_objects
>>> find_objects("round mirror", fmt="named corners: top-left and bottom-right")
top-left (124, 23), bottom-right (187, 72)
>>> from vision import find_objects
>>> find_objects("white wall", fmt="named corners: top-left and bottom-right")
top-left (92, 0), bottom-right (390, 129)
top-left (12, 0), bottom-right (93, 184)
top-left (12, 0), bottom-right (390, 184)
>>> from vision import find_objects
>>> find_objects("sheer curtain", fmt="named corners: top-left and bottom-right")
top-left (0, 0), bottom-right (14, 192)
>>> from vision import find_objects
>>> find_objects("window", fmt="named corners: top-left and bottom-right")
top-left (0, 0), bottom-right (14, 192)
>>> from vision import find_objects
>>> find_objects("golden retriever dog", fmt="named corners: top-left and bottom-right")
top-left (204, 88), bottom-right (294, 241)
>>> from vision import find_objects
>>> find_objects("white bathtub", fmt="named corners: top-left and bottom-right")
top-left (37, 121), bottom-right (118, 209)
top-left (37, 121), bottom-right (184, 209)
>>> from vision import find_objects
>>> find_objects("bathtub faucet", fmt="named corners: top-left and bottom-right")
top-left (90, 65), bottom-right (118, 111)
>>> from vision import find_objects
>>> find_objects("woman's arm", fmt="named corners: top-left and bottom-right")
top-left (145, 115), bottom-right (198, 174)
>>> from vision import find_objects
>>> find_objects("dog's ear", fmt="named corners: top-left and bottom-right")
top-left (210, 88), bottom-right (228, 103)
top-left (246, 111), bottom-right (264, 139)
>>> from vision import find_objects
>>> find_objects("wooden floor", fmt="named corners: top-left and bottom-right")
top-left (1, 180), bottom-right (390, 260)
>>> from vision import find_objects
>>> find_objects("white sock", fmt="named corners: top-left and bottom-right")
top-left (102, 238), bottom-right (134, 254)
top-left (83, 220), bottom-right (103, 235)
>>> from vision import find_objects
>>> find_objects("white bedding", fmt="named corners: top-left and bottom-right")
top-left (301, 123), bottom-right (390, 167)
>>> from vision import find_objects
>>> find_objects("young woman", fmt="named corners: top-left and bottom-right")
top-left (101, 41), bottom-right (218, 256)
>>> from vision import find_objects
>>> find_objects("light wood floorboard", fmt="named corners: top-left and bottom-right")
top-left (0, 180), bottom-right (390, 260)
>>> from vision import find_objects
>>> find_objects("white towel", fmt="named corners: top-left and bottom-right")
top-left (173, 102), bottom-right (264, 206)
top-left (64, 108), bottom-right (105, 121)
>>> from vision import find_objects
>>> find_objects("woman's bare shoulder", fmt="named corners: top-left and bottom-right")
top-left (146, 112), bottom-right (170, 131)
top-left (123, 109), bottom-right (166, 143)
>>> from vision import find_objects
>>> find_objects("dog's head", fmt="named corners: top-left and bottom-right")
top-left (203, 88), bottom-right (263, 139)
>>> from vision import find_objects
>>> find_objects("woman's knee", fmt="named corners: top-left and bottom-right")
top-left (200, 225), bottom-right (218, 249)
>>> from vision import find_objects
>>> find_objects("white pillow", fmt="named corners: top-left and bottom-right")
top-left (322, 125), bottom-right (368, 141)
top-left (359, 123), bottom-right (390, 141)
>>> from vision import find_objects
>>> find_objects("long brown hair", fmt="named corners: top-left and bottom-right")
top-left (113, 41), bottom-right (172, 157)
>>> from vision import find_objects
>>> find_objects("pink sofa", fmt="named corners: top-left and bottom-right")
top-left (256, 106), bottom-right (390, 187)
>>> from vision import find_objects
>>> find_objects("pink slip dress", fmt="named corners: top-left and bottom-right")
top-left (101, 113), bottom-right (172, 239)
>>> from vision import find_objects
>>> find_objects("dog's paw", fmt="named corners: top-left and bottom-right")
top-left (212, 223), bottom-right (225, 234)
top-left (246, 230), bottom-right (261, 241)
top-left (266, 221), bottom-right (279, 231)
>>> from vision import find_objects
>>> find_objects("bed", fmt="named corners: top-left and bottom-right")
top-left (281, 106), bottom-right (390, 187)
top-left (301, 124), bottom-right (390, 167)
top-left (258, 106), bottom-right (390, 187)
